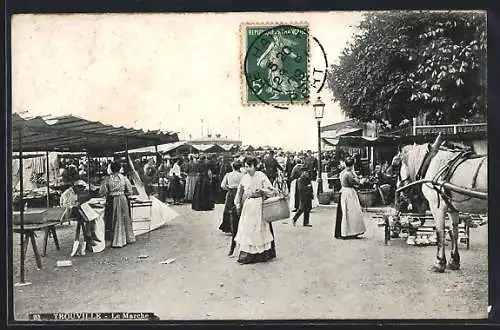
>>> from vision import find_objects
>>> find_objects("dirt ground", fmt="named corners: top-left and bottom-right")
top-left (12, 204), bottom-right (488, 320)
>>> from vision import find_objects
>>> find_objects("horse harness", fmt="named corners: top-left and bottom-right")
top-left (415, 143), bottom-right (484, 212)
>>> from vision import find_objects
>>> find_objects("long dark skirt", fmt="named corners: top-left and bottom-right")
top-left (294, 182), bottom-right (300, 210)
top-left (170, 176), bottom-right (185, 201)
top-left (334, 192), bottom-right (343, 239)
top-left (215, 178), bottom-right (227, 204)
top-left (219, 188), bottom-right (237, 233)
top-left (192, 175), bottom-right (214, 211)
top-left (237, 223), bottom-right (276, 264)
top-left (212, 176), bottom-right (225, 204)
top-left (229, 206), bottom-right (241, 254)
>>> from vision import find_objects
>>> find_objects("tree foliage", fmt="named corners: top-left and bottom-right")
top-left (326, 11), bottom-right (486, 127)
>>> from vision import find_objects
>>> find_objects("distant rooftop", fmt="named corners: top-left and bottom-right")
top-left (189, 134), bottom-right (242, 145)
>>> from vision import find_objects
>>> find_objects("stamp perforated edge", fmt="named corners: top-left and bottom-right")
top-left (240, 22), bottom-right (311, 108)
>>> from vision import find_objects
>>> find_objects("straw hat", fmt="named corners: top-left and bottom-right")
top-left (73, 180), bottom-right (89, 189)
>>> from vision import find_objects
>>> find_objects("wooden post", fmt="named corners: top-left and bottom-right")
top-left (46, 150), bottom-right (50, 208)
top-left (412, 117), bottom-right (417, 136)
top-left (317, 120), bottom-right (323, 195)
top-left (370, 146), bottom-right (374, 171)
top-left (87, 150), bottom-right (91, 187)
top-left (19, 131), bottom-right (26, 283)
top-left (125, 138), bottom-right (129, 160)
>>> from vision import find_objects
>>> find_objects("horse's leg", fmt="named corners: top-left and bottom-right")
top-left (430, 203), bottom-right (448, 273)
top-left (447, 211), bottom-right (461, 270)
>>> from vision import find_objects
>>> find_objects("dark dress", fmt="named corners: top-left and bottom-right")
top-left (191, 162), bottom-right (214, 211)
top-left (217, 160), bottom-right (232, 203)
top-left (219, 188), bottom-right (237, 233)
top-left (218, 171), bottom-right (243, 235)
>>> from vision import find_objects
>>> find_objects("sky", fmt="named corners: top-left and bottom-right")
top-left (11, 12), bottom-right (364, 150)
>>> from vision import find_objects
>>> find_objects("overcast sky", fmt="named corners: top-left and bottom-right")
top-left (12, 12), bottom-right (364, 150)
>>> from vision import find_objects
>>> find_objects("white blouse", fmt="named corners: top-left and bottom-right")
top-left (234, 171), bottom-right (275, 209)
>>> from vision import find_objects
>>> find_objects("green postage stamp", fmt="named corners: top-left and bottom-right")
top-left (242, 24), bottom-right (309, 106)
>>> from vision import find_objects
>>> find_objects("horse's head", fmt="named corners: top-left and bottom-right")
top-left (392, 148), bottom-right (411, 189)
top-left (394, 143), bottom-right (430, 213)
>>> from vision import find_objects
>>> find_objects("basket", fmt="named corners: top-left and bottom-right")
top-left (357, 189), bottom-right (378, 207)
top-left (318, 192), bottom-right (332, 205)
top-left (262, 196), bottom-right (290, 222)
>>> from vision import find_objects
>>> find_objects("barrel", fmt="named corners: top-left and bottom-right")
top-left (318, 192), bottom-right (332, 205)
top-left (357, 189), bottom-right (377, 207)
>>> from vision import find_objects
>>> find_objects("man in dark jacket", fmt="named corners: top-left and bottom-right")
top-left (289, 158), bottom-right (304, 212)
top-left (305, 151), bottom-right (318, 181)
top-left (285, 153), bottom-right (296, 189)
top-left (264, 150), bottom-right (283, 185)
top-left (292, 170), bottom-right (313, 227)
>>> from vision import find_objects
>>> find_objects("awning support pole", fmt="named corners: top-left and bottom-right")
top-left (155, 144), bottom-right (159, 184)
top-left (46, 150), bottom-right (50, 208)
top-left (19, 130), bottom-right (26, 284)
top-left (125, 137), bottom-right (129, 160)
top-left (87, 150), bottom-right (91, 187)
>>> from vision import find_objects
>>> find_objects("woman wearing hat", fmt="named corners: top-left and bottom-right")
top-left (60, 179), bottom-right (99, 255)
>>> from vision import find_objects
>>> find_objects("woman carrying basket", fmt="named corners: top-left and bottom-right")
top-left (234, 157), bottom-right (277, 264)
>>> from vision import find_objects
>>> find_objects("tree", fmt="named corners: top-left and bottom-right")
top-left (326, 11), bottom-right (487, 127)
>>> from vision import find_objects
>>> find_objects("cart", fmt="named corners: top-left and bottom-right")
top-left (376, 211), bottom-right (486, 249)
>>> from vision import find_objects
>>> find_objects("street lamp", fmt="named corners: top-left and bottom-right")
top-left (313, 96), bottom-right (325, 195)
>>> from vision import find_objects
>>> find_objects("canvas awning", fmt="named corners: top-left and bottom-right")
top-left (193, 144), bottom-right (226, 153)
top-left (12, 113), bottom-right (179, 154)
top-left (322, 137), bottom-right (339, 146)
top-left (125, 141), bottom-right (193, 155)
top-left (337, 135), bottom-right (399, 147)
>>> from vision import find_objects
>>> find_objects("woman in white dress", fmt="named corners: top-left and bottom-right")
top-left (234, 157), bottom-right (277, 264)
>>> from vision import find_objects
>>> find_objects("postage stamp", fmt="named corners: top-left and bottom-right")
top-left (242, 23), bottom-right (310, 106)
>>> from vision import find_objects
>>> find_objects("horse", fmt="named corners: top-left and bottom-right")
top-left (395, 141), bottom-right (487, 273)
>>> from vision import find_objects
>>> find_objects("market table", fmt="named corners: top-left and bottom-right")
top-left (13, 221), bottom-right (61, 269)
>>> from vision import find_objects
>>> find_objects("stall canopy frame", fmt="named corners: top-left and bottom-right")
top-left (12, 113), bottom-right (179, 155)
top-left (11, 112), bottom-right (179, 284)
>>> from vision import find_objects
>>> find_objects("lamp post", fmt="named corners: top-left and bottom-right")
top-left (313, 96), bottom-right (325, 195)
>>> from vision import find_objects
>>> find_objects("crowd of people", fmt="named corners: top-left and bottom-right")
top-left (54, 148), bottom-right (400, 262)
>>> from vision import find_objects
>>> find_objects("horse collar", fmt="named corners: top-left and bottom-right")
top-left (416, 143), bottom-right (436, 181)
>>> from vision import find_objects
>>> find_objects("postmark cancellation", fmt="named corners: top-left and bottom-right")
top-left (241, 23), bottom-right (310, 107)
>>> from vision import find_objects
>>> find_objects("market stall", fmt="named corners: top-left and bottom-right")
top-left (12, 113), bottom-right (180, 284)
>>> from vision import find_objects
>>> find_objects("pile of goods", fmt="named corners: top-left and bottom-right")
top-left (381, 212), bottom-right (485, 247)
